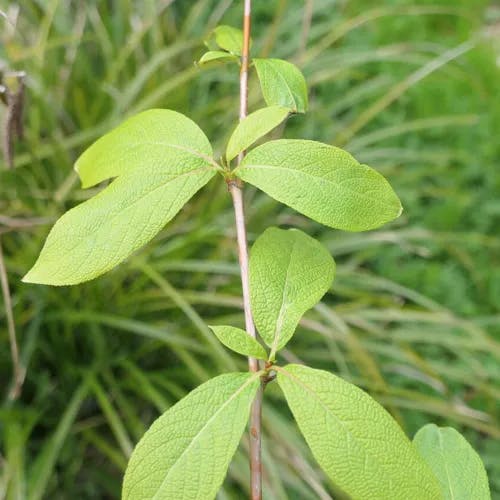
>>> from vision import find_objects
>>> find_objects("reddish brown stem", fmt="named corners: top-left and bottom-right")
top-left (229, 1), bottom-right (264, 498)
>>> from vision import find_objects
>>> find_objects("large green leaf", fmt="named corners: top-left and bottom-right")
top-left (249, 228), bottom-right (334, 356)
top-left (235, 139), bottom-right (402, 231)
top-left (253, 59), bottom-right (308, 113)
top-left (75, 109), bottom-right (214, 188)
top-left (277, 364), bottom-right (442, 500)
top-left (23, 109), bottom-right (217, 285)
top-left (413, 424), bottom-right (491, 500)
top-left (122, 372), bottom-right (260, 500)
top-left (226, 106), bottom-right (289, 162)
top-left (209, 325), bottom-right (268, 360)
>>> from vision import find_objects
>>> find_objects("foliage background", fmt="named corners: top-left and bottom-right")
top-left (1, 0), bottom-right (499, 498)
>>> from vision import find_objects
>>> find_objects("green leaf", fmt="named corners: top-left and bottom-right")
top-left (23, 109), bottom-right (217, 285)
top-left (211, 25), bottom-right (247, 55)
top-left (235, 139), bottom-right (402, 231)
top-left (209, 325), bottom-right (268, 360)
top-left (75, 109), bottom-right (214, 188)
top-left (413, 424), bottom-right (491, 500)
top-left (122, 372), bottom-right (260, 500)
top-left (253, 58), bottom-right (308, 113)
top-left (226, 106), bottom-right (289, 162)
top-left (277, 364), bottom-right (442, 500)
top-left (198, 51), bottom-right (238, 66)
top-left (249, 228), bottom-right (334, 356)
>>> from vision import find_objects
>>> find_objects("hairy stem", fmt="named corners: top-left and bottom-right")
top-left (229, 1), bottom-right (264, 498)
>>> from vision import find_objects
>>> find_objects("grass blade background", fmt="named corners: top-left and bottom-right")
top-left (1, 0), bottom-right (499, 497)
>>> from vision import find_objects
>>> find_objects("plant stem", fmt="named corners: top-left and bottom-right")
top-left (239, 0), bottom-right (251, 123)
top-left (228, 1), bottom-right (263, 498)
top-left (230, 186), bottom-right (263, 500)
top-left (0, 236), bottom-right (24, 400)
top-left (229, 188), bottom-right (258, 367)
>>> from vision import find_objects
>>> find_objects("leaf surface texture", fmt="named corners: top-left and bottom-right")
top-left (249, 227), bottom-right (334, 354)
top-left (209, 325), bottom-right (268, 359)
top-left (123, 372), bottom-right (260, 500)
top-left (254, 59), bottom-right (308, 113)
top-left (236, 139), bottom-right (402, 231)
top-left (24, 110), bottom-right (216, 285)
top-left (278, 364), bottom-right (441, 500)
top-left (413, 424), bottom-right (491, 500)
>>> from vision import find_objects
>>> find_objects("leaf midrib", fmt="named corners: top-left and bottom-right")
top-left (36, 166), bottom-right (216, 284)
top-left (269, 238), bottom-right (297, 357)
top-left (51, 165), bottom-right (214, 249)
top-left (438, 431), bottom-right (456, 500)
top-left (266, 61), bottom-right (296, 107)
top-left (77, 141), bottom-right (219, 184)
top-left (125, 141), bottom-right (218, 169)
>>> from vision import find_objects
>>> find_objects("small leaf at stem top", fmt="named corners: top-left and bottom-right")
top-left (207, 25), bottom-right (249, 56)
top-left (123, 372), bottom-right (260, 500)
top-left (413, 424), bottom-right (491, 500)
top-left (249, 227), bottom-right (335, 356)
top-left (209, 325), bottom-right (268, 359)
top-left (226, 105), bottom-right (289, 162)
top-left (277, 364), bottom-right (442, 500)
top-left (253, 58), bottom-right (308, 113)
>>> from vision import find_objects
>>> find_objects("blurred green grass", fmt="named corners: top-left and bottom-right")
top-left (1, 0), bottom-right (499, 498)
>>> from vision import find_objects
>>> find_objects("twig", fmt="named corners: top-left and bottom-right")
top-left (1, 71), bottom-right (25, 169)
top-left (228, 1), bottom-right (264, 498)
top-left (0, 214), bottom-right (54, 234)
top-left (299, 0), bottom-right (314, 62)
top-left (0, 235), bottom-right (24, 400)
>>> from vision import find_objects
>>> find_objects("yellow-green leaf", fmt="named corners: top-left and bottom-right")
top-left (209, 325), bottom-right (268, 360)
top-left (413, 424), bottom-right (491, 500)
top-left (235, 139), bottom-right (402, 231)
top-left (198, 51), bottom-right (238, 66)
top-left (75, 109), bottom-right (213, 188)
top-left (122, 372), bottom-right (260, 500)
top-left (278, 364), bottom-right (442, 500)
top-left (253, 58), bottom-right (308, 113)
top-left (249, 227), bottom-right (335, 356)
top-left (210, 25), bottom-right (248, 56)
top-left (226, 106), bottom-right (289, 162)
top-left (23, 110), bottom-right (216, 285)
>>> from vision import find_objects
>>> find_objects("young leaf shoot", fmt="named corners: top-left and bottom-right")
top-left (209, 325), bottom-right (268, 360)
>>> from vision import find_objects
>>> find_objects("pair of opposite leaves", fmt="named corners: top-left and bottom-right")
top-left (200, 25), bottom-right (308, 114)
top-left (123, 369), bottom-right (491, 500)
top-left (121, 226), bottom-right (490, 500)
top-left (20, 93), bottom-right (487, 500)
top-left (22, 107), bottom-right (401, 285)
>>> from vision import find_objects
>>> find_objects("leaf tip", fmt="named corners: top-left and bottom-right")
top-left (397, 202), bottom-right (404, 218)
top-left (21, 266), bottom-right (44, 285)
top-left (21, 272), bottom-right (34, 284)
top-left (22, 262), bottom-right (77, 286)
top-left (73, 156), bottom-right (90, 189)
